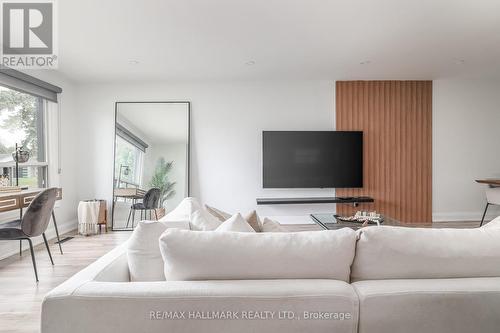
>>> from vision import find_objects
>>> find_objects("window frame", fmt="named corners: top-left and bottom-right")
top-left (114, 135), bottom-right (145, 188)
top-left (0, 87), bottom-right (49, 188)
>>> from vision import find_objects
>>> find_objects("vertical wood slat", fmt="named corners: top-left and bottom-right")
top-left (336, 81), bottom-right (432, 224)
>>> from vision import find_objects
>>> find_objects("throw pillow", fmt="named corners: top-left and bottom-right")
top-left (205, 205), bottom-right (262, 232)
top-left (205, 204), bottom-right (232, 222)
top-left (243, 210), bottom-right (262, 232)
top-left (260, 217), bottom-right (286, 232)
top-left (215, 213), bottom-right (256, 232)
top-left (190, 209), bottom-right (222, 231)
top-left (127, 220), bottom-right (190, 281)
top-left (159, 197), bottom-right (202, 222)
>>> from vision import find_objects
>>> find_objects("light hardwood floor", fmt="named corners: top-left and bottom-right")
top-left (0, 221), bottom-right (483, 333)
top-left (0, 230), bottom-right (131, 333)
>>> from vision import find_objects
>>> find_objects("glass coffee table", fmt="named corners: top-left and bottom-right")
top-left (310, 213), bottom-right (402, 230)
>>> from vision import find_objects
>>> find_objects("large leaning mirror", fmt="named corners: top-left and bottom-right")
top-left (112, 102), bottom-right (190, 230)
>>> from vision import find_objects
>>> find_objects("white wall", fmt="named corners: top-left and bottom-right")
top-left (0, 70), bottom-right (80, 260)
top-left (1, 74), bottom-right (490, 241)
top-left (0, 72), bottom-right (496, 258)
top-left (76, 78), bottom-right (500, 225)
top-left (75, 81), bottom-right (336, 224)
top-left (433, 79), bottom-right (500, 221)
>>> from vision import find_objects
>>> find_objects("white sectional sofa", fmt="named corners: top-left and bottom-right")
top-left (41, 217), bottom-right (500, 333)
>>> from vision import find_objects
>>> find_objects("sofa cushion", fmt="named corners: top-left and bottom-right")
top-left (42, 279), bottom-right (359, 333)
top-left (351, 225), bottom-right (500, 281)
top-left (159, 228), bottom-right (357, 281)
top-left (127, 220), bottom-right (190, 281)
top-left (215, 213), bottom-right (256, 232)
top-left (353, 277), bottom-right (500, 333)
top-left (159, 197), bottom-right (201, 223)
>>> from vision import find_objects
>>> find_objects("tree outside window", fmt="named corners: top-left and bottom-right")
top-left (0, 86), bottom-right (47, 187)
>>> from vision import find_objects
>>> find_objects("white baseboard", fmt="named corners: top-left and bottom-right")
top-left (432, 210), bottom-right (499, 222)
top-left (0, 219), bottom-right (78, 261)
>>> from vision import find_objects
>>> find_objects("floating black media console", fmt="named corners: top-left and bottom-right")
top-left (256, 196), bottom-right (374, 206)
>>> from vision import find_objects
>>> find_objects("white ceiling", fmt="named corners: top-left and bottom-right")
top-left (57, 0), bottom-right (500, 83)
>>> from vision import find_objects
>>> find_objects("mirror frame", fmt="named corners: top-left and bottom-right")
top-left (111, 101), bottom-right (191, 231)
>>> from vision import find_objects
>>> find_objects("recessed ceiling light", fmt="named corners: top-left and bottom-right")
top-left (245, 60), bottom-right (256, 66)
top-left (359, 60), bottom-right (371, 65)
top-left (128, 59), bottom-right (140, 65)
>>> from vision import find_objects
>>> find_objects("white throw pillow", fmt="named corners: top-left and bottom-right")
top-left (205, 204), bottom-right (232, 222)
top-left (159, 197), bottom-right (201, 222)
top-left (260, 217), bottom-right (286, 232)
top-left (190, 209), bottom-right (222, 231)
top-left (159, 228), bottom-right (357, 282)
top-left (215, 213), bottom-right (256, 232)
top-left (243, 210), bottom-right (262, 232)
top-left (127, 220), bottom-right (190, 281)
top-left (351, 225), bottom-right (500, 281)
top-left (206, 205), bottom-right (262, 232)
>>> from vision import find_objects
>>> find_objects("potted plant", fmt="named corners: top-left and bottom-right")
top-left (149, 158), bottom-right (176, 219)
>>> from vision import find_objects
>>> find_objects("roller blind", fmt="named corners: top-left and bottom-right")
top-left (116, 122), bottom-right (149, 152)
top-left (0, 67), bottom-right (62, 102)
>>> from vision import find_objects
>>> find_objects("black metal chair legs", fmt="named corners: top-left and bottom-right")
top-left (126, 208), bottom-right (132, 228)
top-left (42, 233), bottom-right (54, 265)
top-left (52, 211), bottom-right (63, 255)
top-left (19, 233), bottom-right (54, 283)
top-left (125, 188), bottom-right (161, 228)
top-left (25, 238), bottom-right (38, 282)
top-left (126, 208), bottom-right (159, 228)
top-left (19, 211), bottom-right (63, 256)
top-left (480, 202), bottom-right (490, 227)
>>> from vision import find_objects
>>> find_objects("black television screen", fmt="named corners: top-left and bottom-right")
top-left (263, 131), bottom-right (363, 188)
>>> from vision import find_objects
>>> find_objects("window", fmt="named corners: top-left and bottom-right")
top-left (114, 135), bottom-right (144, 188)
top-left (0, 86), bottom-right (48, 188)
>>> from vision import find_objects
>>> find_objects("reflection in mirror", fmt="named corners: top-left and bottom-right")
top-left (112, 102), bottom-right (190, 230)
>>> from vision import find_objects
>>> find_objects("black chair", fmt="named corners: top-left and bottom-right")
top-left (126, 188), bottom-right (161, 228)
top-left (0, 188), bottom-right (58, 282)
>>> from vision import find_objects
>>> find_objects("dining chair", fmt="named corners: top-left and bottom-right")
top-left (0, 188), bottom-right (58, 282)
top-left (126, 188), bottom-right (161, 228)
top-left (480, 186), bottom-right (500, 226)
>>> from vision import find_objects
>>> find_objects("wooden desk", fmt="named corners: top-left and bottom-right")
top-left (113, 187), bottom-right (146, 199)
top-left (112, 188), bottom-right (146, 229)
top-left (0, 188), bottom-right (63, 254)
top-left (476, 179), bottom-right (500, 187)
top-left (0, 188), bottom-right (62, 213)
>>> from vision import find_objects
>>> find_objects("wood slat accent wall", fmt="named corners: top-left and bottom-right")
top-left (335, 81), bottom-right (432, 224)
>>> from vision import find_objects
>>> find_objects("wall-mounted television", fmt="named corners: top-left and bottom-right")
top-left (262, 131), bottom-right (363, 188)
